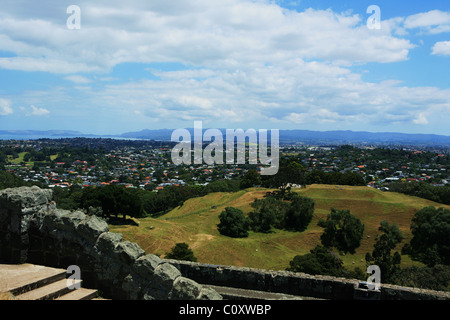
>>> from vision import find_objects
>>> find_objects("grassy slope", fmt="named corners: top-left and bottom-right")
top-left (110, 184), bottom-right (450, 272)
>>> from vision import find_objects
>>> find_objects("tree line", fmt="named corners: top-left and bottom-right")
top-left (217, 190), bottom-right (315, 238)
top-left (389, 181), bottom-right (450, 205)
top-left (287, 205), bottom-right (450, 291)
top-left (51, 179), bottom-right (241, 220)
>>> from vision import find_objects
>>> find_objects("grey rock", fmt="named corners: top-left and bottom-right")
top-left (155, 263), bottom-right (181, 283)
top-left (198, 287), bottom-right (223, 300)
top-left (122, 274), bottom-right (141, 300)
top-left (41, 209), bottom-right (86, 233)
top-left (169, 276), bottom-right (202, 300)
top-left (0, 186), bottom-right (52, 208)
top-left (134, 254), bottom-right (162, 279)
top-left (76, 215), bottom-right (109, 243)
top-left (115, 240), bottom-right (145, 263)
top-left (94, 232), bottom-right (123, 254)
top-left (144, 263), bottom-right (182, 299)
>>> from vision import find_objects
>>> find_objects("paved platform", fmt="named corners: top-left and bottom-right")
top-left (0, 264), bottom-right (100, 300)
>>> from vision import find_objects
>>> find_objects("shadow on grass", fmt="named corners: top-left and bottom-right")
top-left (107, 217), bottom-right (139, 226)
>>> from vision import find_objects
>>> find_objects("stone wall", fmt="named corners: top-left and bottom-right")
top-left (0, 186), bottom-right (221, 300)
top-left (165, 260), bottom-right (450, 300)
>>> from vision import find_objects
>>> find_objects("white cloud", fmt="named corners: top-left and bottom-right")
top-left (413, 113), bottom-right (429, 125)
top-left (1, 1), bottom-right (449, 134)
top-left (404, 10), bottom-right (450, 34)
top-left (0, 0), bottom-right (415, 75)
top-left (27, 105), bottom-right (50, 116)
top-left (64, 75), bottom-right (92, 84)
top-left (432, 41), bottom-right (450, 56)
top-left (0, 98), bottom-right (13, 115)
top-left (84, 57), bottom-right (450, 132)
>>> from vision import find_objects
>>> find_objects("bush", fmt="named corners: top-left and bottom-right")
top-left (165, 243), bottom-right (197, 262)
top-left (409, 206), bottom-right (450, 266)
top-left (217, 207), bottom-right (249, 238)
top-left (366, 221), bottom-right (403, 282)
top-left (390, 264), bottom-right (450, 292)
top-left (248, 192), bottom-right (315, 233)
top-left (284, 195), bottom-right (315, 232)
top-left (318, 208), bottom-right (364, 254)
top-left (287, 245), bottom-right (345, 277)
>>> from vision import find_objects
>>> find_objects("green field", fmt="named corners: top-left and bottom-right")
top-left (6, 152), bottom-right (58, 165)
top-left (110, 184), bottom-right (450, 272)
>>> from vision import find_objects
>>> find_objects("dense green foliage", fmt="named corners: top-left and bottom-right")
top-left (261, 158), bottom-right (366, 194)
top-left (53, 184), bottom-right (145, 219)
top-left (0, 171), bottom-right (42, 190)
top-left (165, 242), bottom-right (197, 262)
top-left (318, 208), bottom-right (365, 254)
top-left (287, 245), bottom-right (345, 276)
top-left (390, 264), bottom-right (450, 292)
top-left (218, 191), bottom-right (315, 237)
top-left (407, 206), bottom-right (450, 266)
top-left (248, 196), bottom-right (290, 232)
top-left (217, 207), bottom-right (249, 238)
top-left (52, 179), bottom-right (240, 218)
top-left (240, 169), bottom-right (261, 189)
top-left (248, 192), bottom-right (314, 233)
top-left (389, 182), bottom-right (450, 205)
top-left (0, 171), bottom-right (29, 189)
top-left (287, 245), bottom-right (366, 279)
top-left (366, 221), bottom-right (403, 282)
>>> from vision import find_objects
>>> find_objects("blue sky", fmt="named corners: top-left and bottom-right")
top-left (0, 0), bottom-right (449, 135)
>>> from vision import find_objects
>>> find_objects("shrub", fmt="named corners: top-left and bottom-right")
top-left (217, 207), bottom-right (249, 238)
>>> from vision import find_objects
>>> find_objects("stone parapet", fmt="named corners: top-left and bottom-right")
top-left (165, 259), bottom-right (450, 300)
top-left (0, 187), bottom-right (221, 300)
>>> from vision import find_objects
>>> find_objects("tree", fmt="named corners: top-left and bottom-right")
top-left (390, 264), bottom-right (450, 292)
top-left (408, 206), bottom-right (450, 266)
top-left (165, 243), bottom-right (197, 262)
top-left (284, 195), bottom-right (315, 232)
top-left (262, 158), bottom-right (305, 196)
top-left (217, 207), bottom-right (249, 238)
top-left (248, 193), bottom-right (315, 233)
top-left (287, 245), bottom-right (345, 277)
top-left (240, 169), bottom-right (261, 189)
top-left (248, 196), bottom-right (289, 232)
top-left (318, 208), bottom-right (364, 254)
top-left (79, 185), bottom-right (144, 220)
top-left (365, 221), bottom-right (403, 283)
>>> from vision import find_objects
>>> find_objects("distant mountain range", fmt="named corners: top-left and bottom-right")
top-left (1, 129), bottom-right (450, 147)
top-left (118, 128), bottom-right (450, 147)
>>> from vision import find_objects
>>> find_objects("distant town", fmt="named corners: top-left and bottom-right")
top-left (0, 137), bottom-right (448, 192)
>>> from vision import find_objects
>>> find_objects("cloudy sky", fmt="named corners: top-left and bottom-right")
top-left (0, 0), bottom-right (449, 135)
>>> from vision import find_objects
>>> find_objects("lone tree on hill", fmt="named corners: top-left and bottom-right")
top-left (318, 208), bottom-right (364, 254)
top-left (165, 243), bottom-right (197, 262)
top-left (366, 221), bottom-right (403, 282)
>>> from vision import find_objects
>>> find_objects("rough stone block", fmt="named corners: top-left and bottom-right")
top-left (198, 287), bottom-right (223, 300)
top-left (115, 240), bottom-right (145, 264)
top-left (76, 215), bottom-right (109, 243)
top-left (169, 276), bottom-right (202, 300)
top-left (94, 232), bottom-right (123, 254)
top-left (134, 254), bottom-right (163, 279)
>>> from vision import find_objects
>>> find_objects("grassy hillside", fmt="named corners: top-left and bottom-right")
top-left (110, 184), bottom-right (450, 272)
